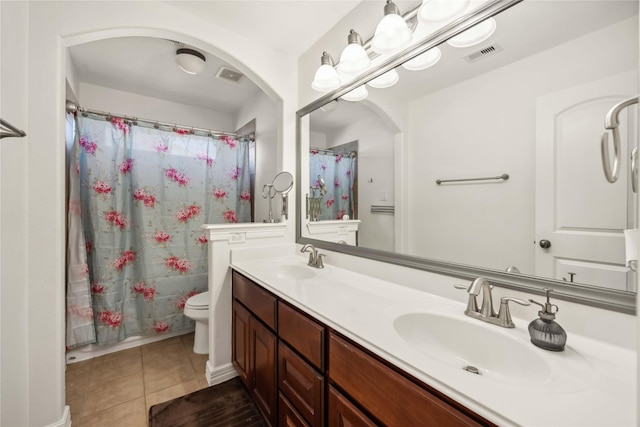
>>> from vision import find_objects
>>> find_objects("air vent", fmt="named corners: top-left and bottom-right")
top-left (463, 44), bottom-right (503, 63)
top-left (216, 66), bottom-right (244, 83)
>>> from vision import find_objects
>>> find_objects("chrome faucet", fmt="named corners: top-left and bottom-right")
top-left (455, 277), bottom-right (530, 328)
top-left (300, 244), bottom-right (325, 269)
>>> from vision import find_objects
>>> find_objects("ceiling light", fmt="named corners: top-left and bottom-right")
top-left (418, 0), bottom-right (469, 24)
top-left (367, 69), bottom-right (399, 89)
top-left (176, 48), bottom-right (206, 75)
top-left (338, 30), bottom-right (371, 74)
top-left (447, 17), bottom-right (497, 48)
top-left (371, 0), bottom-right (413, 55)
top-left (402, 47), bottom-right (442, 71)
top-left (311, 51), bottom-right (341, 92)
top-left (341, 85), bottom-right (368, 102)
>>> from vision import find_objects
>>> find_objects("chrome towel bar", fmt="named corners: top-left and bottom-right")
top-left (370, 205), bottom-right (395, 214)
top-left (436, 173), bottom-right (509, 185)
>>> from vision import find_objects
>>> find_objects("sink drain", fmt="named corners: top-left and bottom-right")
top-left (463, 365), bottom-right (481, 375)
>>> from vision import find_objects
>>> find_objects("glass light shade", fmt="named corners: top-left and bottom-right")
top-left (338, 43), bottom-right (371, 74)
top-left (402, 47), bottom-right (442, 71)
top-left (367, 69), bottom-right (399, 89)
top-left (447, 18), bottom-right (497, 48)
top-left (341, 85), bottom-right (368, 102)
top-left (372, 14), bottom-right (413, 55)
top-left (176, 49), bottom-right (206, 75)
top-left (311, 64), bottom-right (341, 92)
top-left (418, 0), bottom-right (469, 24)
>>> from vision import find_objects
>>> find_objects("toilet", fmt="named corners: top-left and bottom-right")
top-left (184, 291), bottom-right (209, 354)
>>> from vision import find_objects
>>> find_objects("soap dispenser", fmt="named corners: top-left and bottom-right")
top-left (528, 288), bottom-right (567, 351)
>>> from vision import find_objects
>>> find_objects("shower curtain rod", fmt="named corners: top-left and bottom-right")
top-left (310, 147), bottom-right (357, 157)
top-left (65, 101), bottom-right (254, 140)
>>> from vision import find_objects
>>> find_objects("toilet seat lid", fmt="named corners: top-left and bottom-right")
top-left (186, 291), bottom-right (209, 308)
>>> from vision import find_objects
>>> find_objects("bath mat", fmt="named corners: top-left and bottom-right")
top-left (148, 377), bottom-right (266, 427)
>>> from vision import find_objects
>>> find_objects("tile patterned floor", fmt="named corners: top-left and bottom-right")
top-left (65, 333), bottom-right (210, 427)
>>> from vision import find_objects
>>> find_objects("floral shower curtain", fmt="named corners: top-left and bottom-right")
top-left (66, 115), bottom-right (251, 349)
top-left (309, 151), bottom-right (357, 220)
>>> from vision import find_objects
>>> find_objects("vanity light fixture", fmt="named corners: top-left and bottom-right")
top-left (418, 0), bottom-right (469, 24)
top-left (402, 46), bottom-right (442, 71)
top-left (447, 17), bottom-right (497, 48)
top-left (312, 51), bottom-right (342, 92)
top-left (367, 68), bottom-right (400, 89)
top-left (371, 0), bottom-right (413, 55)
top-left (338, 30), bottom-right (371, 74)
top-left (176, 48), bottom-right (206, 75)
top-left (341, 85), bottom-right (368, 102)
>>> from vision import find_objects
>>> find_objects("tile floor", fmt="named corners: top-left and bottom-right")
top-left (65, 332), bottom-right (210, 427)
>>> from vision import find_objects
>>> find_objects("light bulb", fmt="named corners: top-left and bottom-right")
top-left (311, 52), bottom-right (341, 92)
top-left (367, 69), bottom-right (399, 89)
top-left (338, 30), bottom-right (371, 74)
top-left (418, 0), bottom-right (469, 24)
top-left (402, 47), bottom-right (441, 71)
top-left (341, 85), bottom-right (368, 102)
top-left (371, 1), bottom-right (413, 55)
top-left (447, 17), bottom-right (496, 48)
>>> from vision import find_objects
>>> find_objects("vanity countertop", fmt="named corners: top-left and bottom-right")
top-left (231, 253), bottom-right (636, 426)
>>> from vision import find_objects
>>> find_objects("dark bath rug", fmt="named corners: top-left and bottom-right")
top-left (149, 377), bottom-right (266, 427)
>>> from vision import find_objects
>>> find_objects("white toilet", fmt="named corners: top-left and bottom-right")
top-left (184, 291), bottom-right (209, 354)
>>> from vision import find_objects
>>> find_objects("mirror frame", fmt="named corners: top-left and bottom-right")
top-left (296, 0), bottom-right (636, 314)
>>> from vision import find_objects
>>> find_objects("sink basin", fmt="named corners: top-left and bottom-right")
top-left (393, 312), bottom-right (553, 385)
top-left (269, 262), bottom-right (317, 280)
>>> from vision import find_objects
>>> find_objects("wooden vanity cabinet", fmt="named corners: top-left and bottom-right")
top-left (327, 386), bottom-right (377, 427)
top-left (329, 333), bottom-right (491, 427)
top-left (232, 271), bottom-right (278, 426)
top-left (232, 270), bottom-right (493, 427)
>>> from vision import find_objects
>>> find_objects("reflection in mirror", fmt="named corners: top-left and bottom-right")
top-left (298, 0), bottom-right (639, 309)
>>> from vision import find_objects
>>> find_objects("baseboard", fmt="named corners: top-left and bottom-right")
top-left (45, 406), bottom-right (71, 427)
top-left (205, 360), bottom-right (238, 386)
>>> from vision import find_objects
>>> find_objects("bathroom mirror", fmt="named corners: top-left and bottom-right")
top-left (296, 0), bottom-right (639, 313)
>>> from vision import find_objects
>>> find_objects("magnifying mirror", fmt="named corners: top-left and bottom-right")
top-left (262, 171), bottom-right (294, 222)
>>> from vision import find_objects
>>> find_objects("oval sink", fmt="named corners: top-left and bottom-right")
top-left (393, 312), bottom-right (553, 385)
top-left (270, 263), bottom-right (317, 280)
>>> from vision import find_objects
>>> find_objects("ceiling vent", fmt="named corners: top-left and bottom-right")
top-left (216, 66), bottom-right (244, 83)
top-left (463, 44), bottom-right (503, 63)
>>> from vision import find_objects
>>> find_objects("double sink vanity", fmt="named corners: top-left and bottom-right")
top-left (228, 245), bottom-right (636, 426)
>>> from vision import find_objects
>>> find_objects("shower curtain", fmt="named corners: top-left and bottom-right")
top-left (309, 151), bottom-right (356, 220)
top-left (66, 115), bottom-right (251, 349)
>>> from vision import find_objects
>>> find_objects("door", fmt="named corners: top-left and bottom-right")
top-left (232, 300), bottom-right (251, 387)
top-left (535, 71), bottom-right (638, 291)
top-left (251, 316), bottom-right (277, 426)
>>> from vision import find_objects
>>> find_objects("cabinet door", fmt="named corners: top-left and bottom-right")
top-left (329, 333), bottom-right (486, 427)
top-left (251, 316), bottom-right (278, 426)
top-left (328, 386), bottom-right (378, 427)
top-left (278, 342), bottom-right (324, 426)
top-left (232, 300), bottom-right (251, 387)
top-left (279, 393), bottom-right (311, 427)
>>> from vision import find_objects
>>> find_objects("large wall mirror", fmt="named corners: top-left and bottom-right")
top-left (297, 0), bottom-right (639, 313)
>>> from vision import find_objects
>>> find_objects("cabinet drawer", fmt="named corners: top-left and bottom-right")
top-left (329, 333), bottom-right (487, 427)
top-left (279, 342), bottom-right (324, 427)
top-left (328, 386), bottom-right (377, 427)
top-left (233, 271), bottom-right (277, 330)
top-left (279, 393), bottom-right (311, 427)
top-left (278, 301), bottom-right (324, 370)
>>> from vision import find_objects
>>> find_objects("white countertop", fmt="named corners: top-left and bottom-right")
top-left (231, 252), bottom-right (637, 426)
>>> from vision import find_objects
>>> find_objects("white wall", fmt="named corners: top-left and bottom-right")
top-left (77, 82), bottom-right (235, 131)
top-left (324, 114), bottom-right (395, 251)
top-left (235, 90), bottom-right (280, 223)
top-left (0, 0), bottom-right (298, 425)
top-left (407, 17), bottom-right (638, 274)
top-left (0, 3), bottom-right (30, 426)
